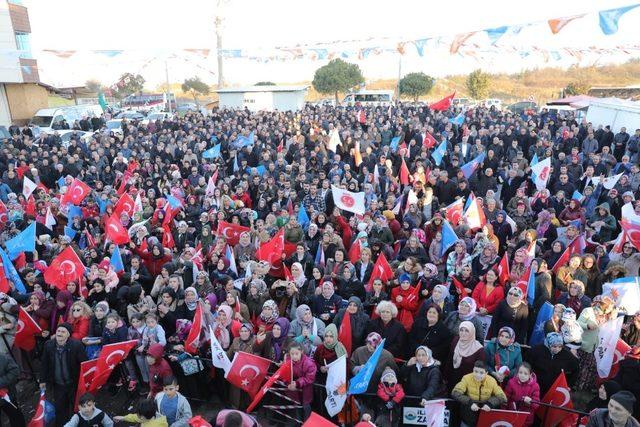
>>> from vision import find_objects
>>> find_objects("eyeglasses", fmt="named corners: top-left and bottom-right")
top-left (508, 291), bottom-right (520, 296)
top-left (72, 308), bottom-right (82, 312)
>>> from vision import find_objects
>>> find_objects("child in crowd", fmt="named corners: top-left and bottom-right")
top-left (114, 398), bottom-right (168, 427)
top-left (142, 313), bottom-right (167, 348)
top-left (154, 376), bottom-right (192, 427)
top-left (64, 393), bottom-right (114, 427)
top-left (126, 312), bottom-right (150, 393)
top-left (374, 367), bottom-right (405, 427)
top-left (504, 362), bottom-right (540, 427)
top-left (146, 343), bottom-right (173, 398)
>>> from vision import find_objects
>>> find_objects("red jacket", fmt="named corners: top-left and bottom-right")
top-left (135, 245), bottom-right (173, 276)
top-left (377, 381), bottom-right (405, 404)
top-left (290, 354), bottom-right (317, 405)
top-left (147, 344), bottom-right (173, 396)
top-left (390, 285), bottom-right (420, 332)
top-left (471, 283), bottom-right (504, 314)
top-left (504, 372), bottom-right (540, 426)
top-left (70, 316), bottom-right (90, 340)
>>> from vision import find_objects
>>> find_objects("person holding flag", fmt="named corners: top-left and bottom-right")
top-left (333, 296), bottom-right (370, 351)
top-left (526, 332), bottom-right (579, 395)
top-left (452, 360), bottom-right (507, 427)
top-left (287, 341), bottom-right (317, 421)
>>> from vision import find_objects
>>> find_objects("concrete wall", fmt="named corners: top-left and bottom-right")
top-left (0, 84), bottom-right (11, 127)
top-left (0, 2), bottom-right (22, 83)
top-left (5, 82), bottom-right (47, 124)
top-left (273, 91), bottom-right (305, 111)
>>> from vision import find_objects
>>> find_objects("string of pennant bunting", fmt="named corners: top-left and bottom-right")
top-left (3, 2), bottom-right (638, 64)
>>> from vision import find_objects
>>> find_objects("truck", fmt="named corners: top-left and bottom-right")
top-left (586, 99), bottom-right (640, 133)
top-left (29, 104), bottom-right (104, 134)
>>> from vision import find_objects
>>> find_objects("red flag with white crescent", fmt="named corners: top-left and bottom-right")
top-left (184, 302), bottom-right (203, 354)
top-left (14, 306), bottom-right (42, 351)
top-left (113, 193), bottom-right (135, 218)
top-left (75, 359), bottom-right (97, 410)
top-left (105, 215), bottom-right (130, 245)
top-left (367, 253), bottom-right (393, 291)
top-left (496, 252), bottom-right (510, 285)
top-left (217, 221), bottom-right (250, 246)
top-left (62, 178), bottom-right (91, 205)
top-left (226, 351), bottom-right (273, 397)
top-left (338, 310), bottom-right (352, 356)
top-left (536, 371), bottom-right (574, 427)
top-left (94, 340), bottom-right (138, 388)
top-left (43, 246), bottom-right (86, 290)
top-left (27, 391), bottom-right (46, 427)
top-left (423, 132), bottom-right (437, 149)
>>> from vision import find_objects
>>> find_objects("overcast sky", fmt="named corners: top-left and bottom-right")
top-left (24, 0), bottom-right (640, 88)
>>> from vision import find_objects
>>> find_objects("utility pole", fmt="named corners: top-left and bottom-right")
top-left (395, 54), bottom-right (402, 102)
top-left (215, 0), bottom-right (227, 88)
top-left (165, 59), bottom-right (172, 114)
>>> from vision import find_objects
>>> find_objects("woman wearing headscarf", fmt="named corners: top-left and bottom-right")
top-left (446, 240), bottom-right (472, 278)
top-left (581, 254), bottom-right (602, 298)
top-left (245, 279), bottom-right (267, 324)
top-left (484, 326), bottom-right (523, 385)
top-left (253, 317), bottom-right (291, 363)
top-left (402, 346), bottom-right (443, 404)
top-left (471, 243), bottom-right (499, 277)
top-left (558, 199), bottom-right (586, 226)
top-left (418, 284), bottom-right (455, 319)
top-left (532, 258), bottom-right (553, 314)
top-left (535, 210), bottom-right (558, 252)
top-left (233, 231), bottom-right (255, 262)
top-left (223, 289), bottom-right (250, 323)
top-left (509, 248), bottom-right (530, 283)
top-left (333, 296), bottom-right (370, 350)
top-left (289, 304), bottom-right (325, 356)
top-left (491, 210), bottom-right (514, 255)
top-left (544, 240), bottom-right (565, 272)
top-left (311, 281), bottom-right (343, 325)
top-left (226, 323), bottom-right (256, 410)
top-left (526, 332), bottom-right (579, 395)
top-left (489, 287), bottom-right (529, 344)
top-left (557, 279), bottom-right (592, 317)
top-left (446, 321), bottom-right (484, 391)
top-left (576, 295), bottom-right (618, 391)
top-left (556, 255), bottom-right (589, 295)
top-left (471, 270), bottom-right (504, 316)
top-left (586, 380), bottom-right (622, 412)
top-left (391, 273), bottom-right (421, 332)
top-left (444, 297), bottom-right (484, 342)
top-left (193, 271), bottom-right (215, 299)
top-left (254, 299), bottom-right (279, 333)
top-left (451, 264), bottom-right (479, 304)
top-left (24, 290), bottom-right (54, 333)
top-left (409, 304), bottom-right (453, 364)
top-left (365, 301), bottom-right (407, 357)
top-left (350, 332), bottom-right (398, 396)
top-left (290, 262), bottom-right (308, 290)
top-left (51, 290), bottom-right (73, 332)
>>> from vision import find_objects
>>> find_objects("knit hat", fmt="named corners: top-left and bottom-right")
top-left (98, 259), bottom-right (110, 273)
top-left (382, 210), bottom-right (395, 220)
top-left (95, 301), bottom-right (109, 313)
top-left (380, 367), bottom-right (397, 384)
top-left (57, 323), bottom-right (73, 335)
top-left (399, 273), bottom-right (411, 284)
top-left (611, 391), bottom-right (636, 414)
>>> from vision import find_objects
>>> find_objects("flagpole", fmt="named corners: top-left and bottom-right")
top-left (395, 54), bottom-right (402, 102)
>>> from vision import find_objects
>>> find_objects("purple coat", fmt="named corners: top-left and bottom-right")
top-left (289, 354), bottom-right (317, 405)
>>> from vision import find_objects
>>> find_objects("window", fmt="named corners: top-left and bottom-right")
top-left (15, 32), bottom-right (32, 59)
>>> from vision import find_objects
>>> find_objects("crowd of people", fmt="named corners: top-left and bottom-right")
top-left (0, 100), bottom-right (640, 427)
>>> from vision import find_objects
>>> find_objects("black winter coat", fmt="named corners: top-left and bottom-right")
top-left (402, 363), bottom-right (443, 400)
top-left (526, 344), bottom-right (578, 395)
top-left (40, 338), bottom-right (87, 386)
top-left (365, 317), bottom-right (406, 358)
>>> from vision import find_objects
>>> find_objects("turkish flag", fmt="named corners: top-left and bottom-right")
top-left (429, 92), bottom-right (455, 111)
top-left (75, 359), bottom-right (97, 409)
top-left (44, 246), bottom-right (86, 290)
top-left (25, 196), bottom-right (36, 217)
top-left (162, 224), bottom-right (175, 249)
top-left (62, 179), bottom-right (91, 205)
top-left (14, 306), bottom-right (42, 351)
top-left (601, 339), bottom-right (632, 381)
top-left (93, 340), bottom-right (138, 391)
top-left (620, 220), bottom-right (640, 251)
top-left (226, 351), bottom-right (273, 397)
top-left (348, 239), bottom-right (361, 264)
top-left (105, 215), bottom-right (130, 245)
top-left (0, 200), bottom-right (8, 228)
top-left (27, 391), bottom-right (46, 427)
top-left (478, 409), bottom-right (528, 427)
top-left (445, 198), bottom-right (464, 226)
top-left (400, 158), bottom-right (410, 185)
top-left (367, 253), bottom-right (393, 291)
top-left (283, 263), bottom-right (294, 281)
top-left (452, 276), bottom-right (469, 298)
top-left (162, 204), bottom-right (177, 228)
top-left (536, 371), bottom-right (573, 427)
top-left (496, 252), bottom-right (510, 285)
top-left (256, 229), bottom-right (296, 277)
top-left (116, 171), bottom-right (132, 195)
top-left (127, 159), bottom-right (139, 173)
top-left (246, 358), bottom-right (292, 411)
top-left (217, 220), bottom-right (250, 246)
top-left (338, 310), bottom-right (352, 356)
top-left (423, 132), bottom-right (437, 149)
top-left (357, 109), bottom-right (366, 124)
top-left (302, 412), bottom-right (337, 427)
top-left (113, 193), bottom-right (135, 218)
top-left (516, 265), bottom-right (532, 296)
top-left (184, 302), bottom-right (203, 354)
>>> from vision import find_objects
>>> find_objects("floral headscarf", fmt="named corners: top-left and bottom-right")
top-left (260, 299), bottom-right (279, 323)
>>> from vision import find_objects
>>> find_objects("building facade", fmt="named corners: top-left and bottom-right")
top-left (216, 86), bottom-right (308, 112)
top-left (0, 0), bottom-right (47, 127)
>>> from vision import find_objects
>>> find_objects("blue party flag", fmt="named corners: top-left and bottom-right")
top-left (110, 245), bottom-right (124, 273)
top-left (529, 301), bottom-right (554, 346)
top-left (531, 153), bottom-right (539, 166)
top-left (210, 135), bottom-right (218, 143)
top-left (57, 176), bottom-right (66, 189)
top-left (236, 131), bottom-right (255, 147)
top-left (166, 194), bottom-right (183, 209)
top-left (348, 339), bottom-right (386, 395)
top-left (315, 244), bottom-right (325, 268)
top-left (440, 219), bottom-right (458, 258)
top-left (485, 26), bottom-right (509, 44)
top-left (431, 140), bottom-right (447, 166)
top-left (460, 152), bottom-right (486, 179)
top-left (5, 222), bottom-right (36, 259)
top-left (571, 190), bottom-right (583, 201)
top-left (0, 248), bottom-right (26, 293)
top-left (297, 204), bottom-right (310, 230)
top-left (64, 226), bottom-right (77, 239)
top-left (67, 204), bottom-right (83, 222)
top-left (202, 143), bottom-right (221, 159)
top-left (526, 266), bottom-right (536, 306)
top-left (390, 136), bottom-right (401, 152)
top-left (449, 113), bottom-right (465, 126)
top-left (599, 4), bottom-right (640, 35)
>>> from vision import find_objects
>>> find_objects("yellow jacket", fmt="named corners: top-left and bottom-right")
top-left (452, 373), bottom-right (507, 406)
top-left (122, 414), bottom-right (168, 427)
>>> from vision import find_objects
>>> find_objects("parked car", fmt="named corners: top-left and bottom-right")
top-left (105, 119), bottom-right (124, 137)
top-left (142, 112), bottom-right (172, 125)
top-left (115, 110), bottom-right (145, 120)
top-left (507, 101), bottom-right (538, 115)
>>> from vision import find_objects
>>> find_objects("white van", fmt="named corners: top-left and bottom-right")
top-left (29, 105), bottom-right (104, 134)
top-left (343, 90), bottom-right (394, 106)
